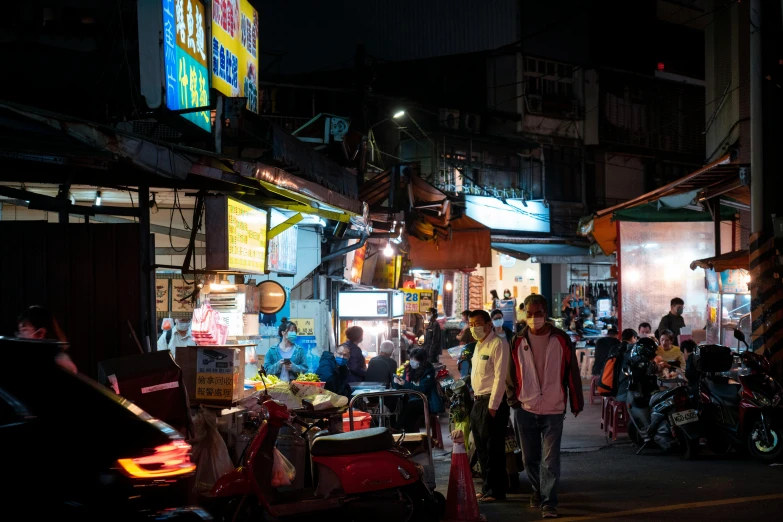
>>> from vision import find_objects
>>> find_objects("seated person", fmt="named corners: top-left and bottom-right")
top-left (316, 345), bottom-right (352, 397)
top-left (680, 339), bottom-right (699, 386)
top-left (593, 327), bottom-right (621, 377)
top-left (392, 348), bottom-right (444, 433)
top-left (656, 329), bottom-right (685, 369)
top-left (365, 340), bottom-right (397, 387)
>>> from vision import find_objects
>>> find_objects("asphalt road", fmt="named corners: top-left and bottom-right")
top-left (435, 442), bottom-right (783, 521)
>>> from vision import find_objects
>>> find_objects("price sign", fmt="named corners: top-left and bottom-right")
top-left (404, 291), bottom-right (420, 313)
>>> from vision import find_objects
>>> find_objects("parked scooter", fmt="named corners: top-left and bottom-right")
top-left (203, 395), bottom-right (441, 521)
top-left (698, 331), bottom-right (783, 462)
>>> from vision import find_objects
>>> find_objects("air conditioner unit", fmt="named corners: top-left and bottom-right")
top-left (439, 108), bottom-right (460, 130)
top-left (526, 95), bottom-right (543, 114)
top-left (463, 113), bottom-right (481, 133)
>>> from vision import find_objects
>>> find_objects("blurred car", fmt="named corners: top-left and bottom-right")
top-left (0, 336), bottom-right (210, 521)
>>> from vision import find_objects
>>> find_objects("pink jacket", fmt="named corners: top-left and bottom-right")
top-left (505, 326), bottom-right (583, 415)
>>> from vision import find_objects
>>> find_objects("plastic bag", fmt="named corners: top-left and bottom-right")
top-left (448, 345), bottom-right (466, 360)
top-left (191, 406), bottom-right (235, 493)
top-left (453, 419), bottom-right (471, 452)
top-left (271, 448), bottom-right (296, 487)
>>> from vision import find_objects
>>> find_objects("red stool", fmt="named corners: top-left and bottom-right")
top-left (429, 413), bottom-right (444, 449)
top-left (600, 397), bottom-right (613, 432)
top-left (589, 376), bottom-right (602, 406)
top-left (607, 400), bottom-right (628, 441)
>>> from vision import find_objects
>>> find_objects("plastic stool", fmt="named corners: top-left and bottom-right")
top-left (429, 413), bottom-right (444, 449)
top-left (607, 400), bottom-right (628, 441)
top-left (589, 376), bottom-right (602, 406)
top-left (600, 397), bottom-right (613, 432)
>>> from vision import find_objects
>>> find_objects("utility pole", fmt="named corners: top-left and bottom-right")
top-left (749, 0), bottom-right (783, 356)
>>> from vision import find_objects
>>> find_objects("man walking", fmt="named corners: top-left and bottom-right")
top-left (507, 295), bottom-right (583, 518)
top-left (468, 309), bottom-right (510, 503)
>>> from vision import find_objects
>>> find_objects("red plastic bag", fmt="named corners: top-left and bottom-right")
top-left (271, 448), bottom-right (296, 487)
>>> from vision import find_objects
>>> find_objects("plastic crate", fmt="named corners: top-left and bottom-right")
top-left (343, 411), bottom-right (372, 431)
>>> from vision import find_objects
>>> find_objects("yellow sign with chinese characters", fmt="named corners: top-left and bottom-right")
top-left (210, 0), bottom-right (259, 112)
top-left (228, 198), bottom-right (267, 273)
top-left (195, 373), bottom-right (236, 401)
top-left (291, 318), bottom-right (315, 337)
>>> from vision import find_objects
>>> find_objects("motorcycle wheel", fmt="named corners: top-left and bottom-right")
top-left (747, 420), bottom-right (783, 463)
top-left (212, 496), bottom-right (259, 522)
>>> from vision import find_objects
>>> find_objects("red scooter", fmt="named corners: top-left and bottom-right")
top-left (203, 397), bottom-right (442, 521)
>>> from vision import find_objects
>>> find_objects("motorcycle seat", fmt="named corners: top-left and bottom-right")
top-left (706, 378), bottom-right (741, 406)
top-left (311, 427), bottom-right (395, 457)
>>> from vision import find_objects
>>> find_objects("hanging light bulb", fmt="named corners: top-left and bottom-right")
top-left (384, 243), bottom-right (393, 257)
top-left (94, 191), bottom-right (102, 206)
top-left (150, 193), bottom-right (159, 214)
top-left (445, 281), bottom-right (453, 291)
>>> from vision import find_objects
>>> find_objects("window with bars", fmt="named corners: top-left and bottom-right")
top-left (524, 57), bottom-right (577, 100)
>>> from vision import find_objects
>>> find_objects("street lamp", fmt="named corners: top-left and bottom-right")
top-left (393, 110), bottom-right (405, 119)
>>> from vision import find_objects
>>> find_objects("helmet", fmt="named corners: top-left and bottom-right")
top-left (630, 337), bottom-right (658, 361)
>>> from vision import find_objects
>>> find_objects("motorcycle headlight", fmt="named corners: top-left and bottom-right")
top-left (751, 392), bottom-right (772, 407)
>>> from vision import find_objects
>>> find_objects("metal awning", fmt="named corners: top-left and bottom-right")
top-left (595, 154), bottom-right (747, 218)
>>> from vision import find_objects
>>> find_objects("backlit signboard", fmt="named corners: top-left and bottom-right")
top-left (211, 0), bottom-right (259, 113)
top-left (206, 196), bottom-right (268, 273)
top-left (267, 209), bottom-right (298, 275)
top-left (338, 291), bottom-right (393, 319)
top-left (465, 195), bottom-right (550, 233)
top-left (162, 0), bottom-right (211, 131)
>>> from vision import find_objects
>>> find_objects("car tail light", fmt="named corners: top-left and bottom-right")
top-left (117, 440), bottom-right (196, 479)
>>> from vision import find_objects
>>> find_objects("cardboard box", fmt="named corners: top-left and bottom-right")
top-left (176, 345), bottom-right (252, 406)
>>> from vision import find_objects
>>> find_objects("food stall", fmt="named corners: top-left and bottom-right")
top-left (337, 289), bottom-right (406, 364)
top-left (690, 250), bottom-right (750, 347)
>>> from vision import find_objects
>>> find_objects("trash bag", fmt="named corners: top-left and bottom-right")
top-left (191, 406), bottom-right (235, 494)
top-left (271, 448), bottom-right (296, 487)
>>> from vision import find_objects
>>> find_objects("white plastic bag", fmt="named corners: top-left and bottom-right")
top-left (448, 345), bottom-right (466, 360)
top-left (191, 407), bottom-right (235, 493)
top-left (271, 448), bottom-right (296, 487)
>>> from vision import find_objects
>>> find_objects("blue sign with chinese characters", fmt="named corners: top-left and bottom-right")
top-left (162, 0), bottom-right (211, 131)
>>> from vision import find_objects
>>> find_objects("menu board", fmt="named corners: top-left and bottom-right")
top-left (155, 279), bottom-right (170, 312)
top-left (228, 198), bottom-right (267, 273)
top-left (172, 279), bottom-right (195, 312)
top-left (211, 0), bottom-right (259, 112)
top-left (267, 209), bottom-right (297, 274)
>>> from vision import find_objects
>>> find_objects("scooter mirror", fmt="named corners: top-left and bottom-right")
top-left (734, 328), bottom-right (746, 342)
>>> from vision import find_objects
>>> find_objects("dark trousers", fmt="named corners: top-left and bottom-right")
top-left (470, 397), bottom-right (510, 499)
top-left (396, 398), bottom-right (425, 433)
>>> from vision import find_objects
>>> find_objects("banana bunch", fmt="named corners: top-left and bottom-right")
top-left (408, 217), bottom-right (436, 242)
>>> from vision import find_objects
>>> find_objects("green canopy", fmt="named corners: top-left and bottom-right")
top-left (614, 203), bottom-right (736, 222)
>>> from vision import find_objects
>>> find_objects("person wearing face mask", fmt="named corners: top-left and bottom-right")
top-left (263, 323), bottom-right (308, 382)
top-left (656, 297), bottom-right (686, 340)
top-left (340, 326), bottom-right (367, 383)
top-left (456, 310), bottom-right (474, 344)
top-left (506, 294), bottom-right (583, 519)
top-left (490, 309), bottom-right (513, 342)
top-left (421, 308), bottom-right (443, 364)
top-left (161, 318), bottom-right (196, 359)
top-left (316, 345), bottom-right (352, 397)
top-left (466, 309), bottom-right (510, 504)
top-left (393, 348), bottom-right (444, 433)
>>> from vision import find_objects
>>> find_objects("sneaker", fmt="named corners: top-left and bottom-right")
top-left (542, 505), bottom-right (558, 518)
top-left (530, 491), bottom-right (541, 508)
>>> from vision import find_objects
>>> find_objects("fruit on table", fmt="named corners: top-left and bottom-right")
top-left (295, 373), bottom-right (322, 382)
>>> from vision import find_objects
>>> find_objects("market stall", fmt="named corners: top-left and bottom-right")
top-left (691, 250), bottom-right (751, 347)
top-left (337, 289), bottom-right (406, 365)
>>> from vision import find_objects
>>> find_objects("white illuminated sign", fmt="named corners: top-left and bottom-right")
top-left (338, 291), bottom-right (392, 319)
top-left (465, 196), bottom-right (550, 233)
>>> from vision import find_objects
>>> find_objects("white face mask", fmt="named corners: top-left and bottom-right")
top-left (410, 360), bottom-right (420, 369)
top-left (492, 318), bottom-right (503, 327)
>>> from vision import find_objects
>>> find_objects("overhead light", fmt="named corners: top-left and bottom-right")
top-left (445, 281), bottom-right (453, 291)
top-left (383, 243), bottom-right (394, 257)
top-left (150, 193), bottom-right (159, 214)
top-left (210, 276), bottom-right (237, 292)
top-left (393, 110), bottom-right (405, 119)
top-left (95, 191), bottom-right (102, 206)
